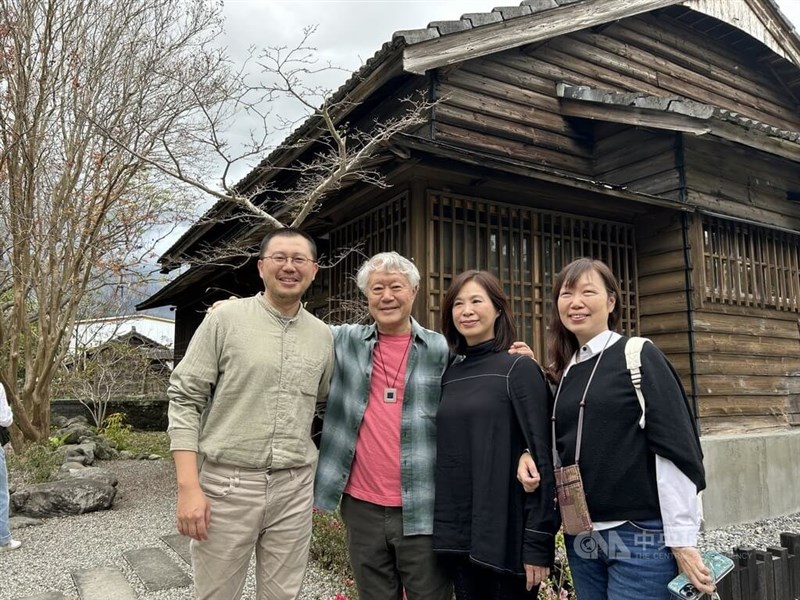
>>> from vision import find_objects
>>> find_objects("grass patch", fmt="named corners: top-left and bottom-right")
top-left (125, 430), bottom-right (171, 458)
top-left (6, 443), bottom-right (62, 484)
top-left (6, 429), bottom-right (171, 486)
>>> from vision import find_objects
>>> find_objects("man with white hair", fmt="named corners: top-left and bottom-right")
top-left (315, 252), bottom-right (452, 600)
top-left (315, 252), bottom-right (539, 600)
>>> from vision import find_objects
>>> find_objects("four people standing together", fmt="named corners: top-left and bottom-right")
top-left (167, 227), bottom-right (709, 600)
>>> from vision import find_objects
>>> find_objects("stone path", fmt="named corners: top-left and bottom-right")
top-left (17, 535), bottom-right (192, 600)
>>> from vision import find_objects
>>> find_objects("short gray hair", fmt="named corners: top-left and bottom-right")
top-left (356, 252), bottom-right (420, 294)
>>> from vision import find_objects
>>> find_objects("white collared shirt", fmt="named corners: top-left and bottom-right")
top-left (0, 384), bottom-right (12, 428)
top-left (563, 330), bottom-right (701, 546)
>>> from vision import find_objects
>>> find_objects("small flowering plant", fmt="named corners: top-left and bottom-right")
top-left (538, 532), bottom-right (576, 599)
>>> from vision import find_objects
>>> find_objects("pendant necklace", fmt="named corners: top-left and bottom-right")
top-left (375, 334), bottom-right (412, 403)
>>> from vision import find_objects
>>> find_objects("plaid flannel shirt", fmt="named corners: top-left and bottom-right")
top-left (314, 319), bottom-right (450, 535)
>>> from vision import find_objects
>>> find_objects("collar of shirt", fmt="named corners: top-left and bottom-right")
top-left (257, 292), bottom-right (302, 321)
top-left (360, 318), bottom-right (431, 348)
top-left (565, 330), bottom-right (622, 375)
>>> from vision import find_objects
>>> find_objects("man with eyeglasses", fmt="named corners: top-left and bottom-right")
top-left (167, 227), bottom-right (334, 600)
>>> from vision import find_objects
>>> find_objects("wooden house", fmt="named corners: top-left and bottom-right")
top-left (139, 0), bottom-right (800, 525)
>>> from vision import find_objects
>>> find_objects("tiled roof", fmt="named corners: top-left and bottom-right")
top-left (392, 0), bottom-right (580, 45)
top-left (557, 83), bottom-right (800, 143)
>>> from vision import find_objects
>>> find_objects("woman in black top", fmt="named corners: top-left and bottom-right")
top-left (539, 257), bottom-right (713, 600)
top-left (433, 270), bottom-right (557, 599)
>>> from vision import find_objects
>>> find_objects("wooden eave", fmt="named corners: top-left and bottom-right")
top-left (401, 0), bottom-right (683, 75)
top-left (557, 84), bottom-right (800, 162)
top-left (136, 263), bottom-right (224, 310)
top-left (393, 133), bottom-right (692, 212)
top-left (684, 0), bottom-right (800, 68)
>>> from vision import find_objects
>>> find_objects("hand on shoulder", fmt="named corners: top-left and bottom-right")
top-left (508, 341), bottom-right (537, 361)
top-left (206, 295), bottom-right (240, 314)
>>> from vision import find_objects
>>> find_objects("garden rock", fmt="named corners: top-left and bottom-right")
top-left (10, 478), bottom-right (116, 518)
top-left (60, 461), bottom-right (86, 472)
top-left (57, 423), bottom-right (95, 445)
top-left (8, 515), bottom-right (42, 529)
top-left (64, 452), bottom-right (90, 466)
top-left (93, 437), bottom-right (119, 460)
top-left (119, 451), bottom-right (136, 460)
top-left (76, 441), bottom-right (97, 464)
top-left (57, 466), bottom-right (119, 488)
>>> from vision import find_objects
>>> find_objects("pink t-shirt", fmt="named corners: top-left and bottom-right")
top-left (344, 332), bottom-right (411, 506)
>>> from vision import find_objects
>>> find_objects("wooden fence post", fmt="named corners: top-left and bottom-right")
top-left (755, 550), bottom-right (776, 599)
top-left (716, 551), bottom-right (738, 600)
top-left (767, 546), bottom-right (789, 600)
top-left (735, 546), bottom-right (758, 600)
top-left (779, 533), bottom-right (800, 599)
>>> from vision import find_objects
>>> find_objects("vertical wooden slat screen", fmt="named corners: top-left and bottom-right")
top-left (326, 192), bottom-right (410, 323)
top-left (702, 216), bottom-right (800, 313)
top-left (427, 191), bottom-right (637, 362)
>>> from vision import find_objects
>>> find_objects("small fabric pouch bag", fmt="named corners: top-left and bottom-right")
top-left (554, 464), bottom-right (593, 535)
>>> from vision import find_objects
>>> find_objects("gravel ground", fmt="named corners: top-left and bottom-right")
top-left (0, 459), bottom-right (347, 600)
top-left (2, 458), bottom-right (799, 599)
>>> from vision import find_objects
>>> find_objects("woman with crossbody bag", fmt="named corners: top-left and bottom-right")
top-left (543, 258), bottom-right (711, 599)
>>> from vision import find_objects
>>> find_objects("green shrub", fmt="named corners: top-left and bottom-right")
top-left (100, 412), bottom-right (133, 450)
top-left (6, 443), bottom-right (61, 483)
top-left (309, 509), bottom-right (358, 599)
top-left (47, 432), bottom-right (71, 450)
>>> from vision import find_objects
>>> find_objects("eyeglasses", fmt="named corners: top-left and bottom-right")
top-left (260, 254), bottom-right (314, 266)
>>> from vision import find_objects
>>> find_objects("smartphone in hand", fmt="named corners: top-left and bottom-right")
top-left (668, 550), bottom-right (734, 598)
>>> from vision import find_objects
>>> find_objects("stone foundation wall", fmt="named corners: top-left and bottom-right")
top-left (51, 397), bottom-right (168, 431)
top-left (701, 430), bottom-right (800, 528)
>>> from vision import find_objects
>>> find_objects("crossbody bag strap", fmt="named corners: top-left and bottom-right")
top-left (551, 334), bottom-right (613, 469)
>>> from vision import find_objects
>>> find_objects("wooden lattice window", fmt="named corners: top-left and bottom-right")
top-left (427, 191), bottom-right (638, 360)
top-left (702, 217), bottom-right (800, 312)
top-left (326, 192), bottom-right (410, 323)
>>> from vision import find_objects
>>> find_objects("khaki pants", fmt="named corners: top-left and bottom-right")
top-left (191, 460), bottom-right (314, 600)
top-left (341, 494), bottom-right (453, 600)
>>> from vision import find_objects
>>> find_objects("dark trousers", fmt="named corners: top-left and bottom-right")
top-left (442, 555), bottom-right (539, 600)
top-left (340, 494), bottom-right (453, 600)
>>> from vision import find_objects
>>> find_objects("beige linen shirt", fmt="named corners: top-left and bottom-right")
top-left (167, 293), bottom-right (334, 469)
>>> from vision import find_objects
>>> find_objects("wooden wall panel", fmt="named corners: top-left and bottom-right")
top-left (690, 204), bottom-right (800, 433)
top-left (636, 214), bottom-right (800, 433)
top-left (433, 12), bottom-right (799, 205)
top-left (683, 136), bottom-right (800, 231)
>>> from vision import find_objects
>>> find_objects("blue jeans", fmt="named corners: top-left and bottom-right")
top-left (565, 519), bottom-right (677, 600)
top-left (0, 444), bottom-right (11, 545)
